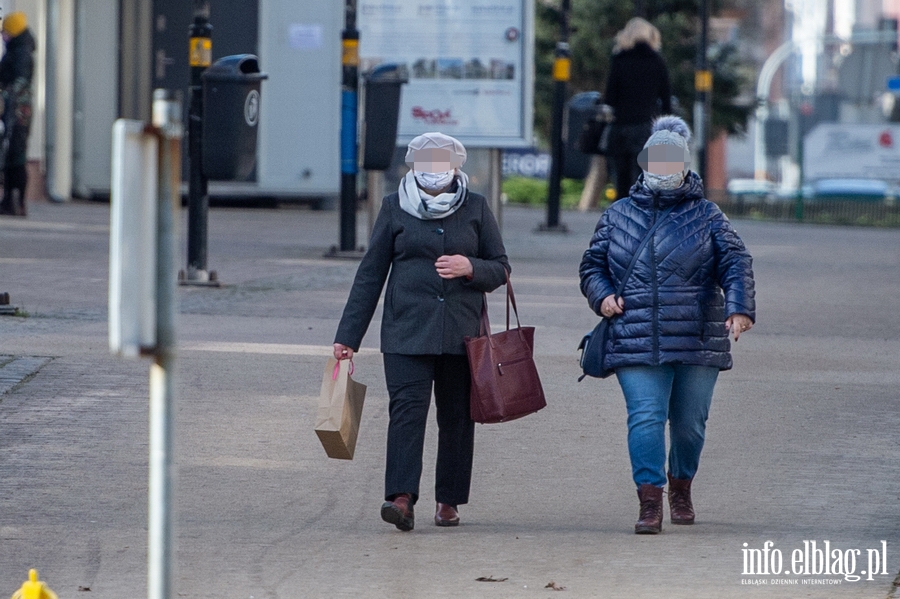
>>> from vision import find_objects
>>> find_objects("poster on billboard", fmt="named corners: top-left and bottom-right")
top-left (803, 124), bottom-right (900, 183)
top-left (358, 0), bottom-right (534, 148)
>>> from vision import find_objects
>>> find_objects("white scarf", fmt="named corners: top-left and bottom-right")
top-left (398, 170), bottom-right (468, 220)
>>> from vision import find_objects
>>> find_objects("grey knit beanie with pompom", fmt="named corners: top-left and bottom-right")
top-left (643, 115), bottom-right (692, 153)
top-left (640, 115), bottom-right (693, 191)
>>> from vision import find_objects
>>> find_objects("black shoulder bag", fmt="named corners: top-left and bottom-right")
top-left (578, 204), bottom-right (676, 381)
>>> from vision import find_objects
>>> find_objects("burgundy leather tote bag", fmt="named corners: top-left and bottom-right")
top-left (464, 276), bottom-right (546, 424)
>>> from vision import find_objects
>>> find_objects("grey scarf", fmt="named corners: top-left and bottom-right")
top-left (397, 170), bottom-right (468, 220)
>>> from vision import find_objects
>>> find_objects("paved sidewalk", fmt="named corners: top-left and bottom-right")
top-left (1, 200), bottom-right (900, 598)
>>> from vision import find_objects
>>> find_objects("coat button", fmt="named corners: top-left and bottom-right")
top-left (436, 228), bottom-right (444, 234)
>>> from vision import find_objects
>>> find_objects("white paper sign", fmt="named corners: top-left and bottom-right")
top-left (289, 24), bottom-right (323, 51)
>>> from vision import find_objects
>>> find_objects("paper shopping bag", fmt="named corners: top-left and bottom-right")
top-left (314, 358), bottom-right (367, 460)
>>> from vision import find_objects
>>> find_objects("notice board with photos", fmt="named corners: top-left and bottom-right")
top-left (358, 0), bottom-right (535, 148)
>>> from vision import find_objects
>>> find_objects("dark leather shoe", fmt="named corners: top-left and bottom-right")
top-left (434, 502), bottom-right (459, 527)
top-left (635, 484), bottom-right (663, 534)
top-left (381, 493), bottom-right (414, 531)
top-left (667, 473), bottom-right (695, 525)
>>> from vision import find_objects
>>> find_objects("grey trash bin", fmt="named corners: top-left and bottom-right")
top-left (202, 54), bottom-right (268, 181)
top-left (563, 91), bottom-right (602, 180)
top-left (362, 63), bottom-right (408, 171)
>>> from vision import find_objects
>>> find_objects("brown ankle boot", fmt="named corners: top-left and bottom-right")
top-left (667, 474), bottom-right (695, 525)
top-left (635, 484), bottom-right (663, 534)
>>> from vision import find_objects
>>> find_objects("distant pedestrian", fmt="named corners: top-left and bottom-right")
top-left (333, 132), bottom-right (510, 531)
top-left (0, 11), bottom-right (35, 217)
top-left (604, 17), bottom-right (672, 201)
top-left (579, 116), bottom-right (756, 534)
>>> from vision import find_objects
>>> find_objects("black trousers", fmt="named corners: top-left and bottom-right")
top-left (383, 353), bottom-right (474, 506)
top-left (0, 123), bottom-right (30, 216)
top-left (0, 163), bottom-right (27, 216)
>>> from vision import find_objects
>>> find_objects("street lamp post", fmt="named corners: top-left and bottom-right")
top-left (185, 0), bottom-right (213, 282)
top-left (339, 0), bottom-right (361, 253)
top-left (539, 0), bottom-right (570, 233)
top-left (694, 0), bottom-right (711, 183)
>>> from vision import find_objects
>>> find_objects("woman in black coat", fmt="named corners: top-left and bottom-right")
top-left (604, 17), bottom-right (672, 201)
top-left (580, 116), bottom-right (755, 535)
top-left (0, 12), bottom-right (35, 217)
top-left (334, 132), bottom-right (509, 531)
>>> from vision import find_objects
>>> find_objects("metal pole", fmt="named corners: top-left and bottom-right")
top-left (694, 0), bottom-right (710, 183)
top-left (794, 121), bottom-right (804, 222)
top-left (366, 169), bottom-right (383, 240)
top-left (489, 148), bottom-right (503, 231)
top-left (186, 1), bottom-right (212, 280)
top-left (540, 0), bottom-right (570, 232)
top-left (148, 89), bottom-right (182, 599)
top-left (340, 0), bottom-right (360, 252)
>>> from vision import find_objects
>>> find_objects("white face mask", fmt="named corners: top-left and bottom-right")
top-left (644, 171), bottom-right (684, 191)
top-left (414, 170), bottom-right (455, 191)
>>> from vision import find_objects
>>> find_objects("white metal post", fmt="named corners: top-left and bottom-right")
top-left (148, 89), bottom-right (182, 599)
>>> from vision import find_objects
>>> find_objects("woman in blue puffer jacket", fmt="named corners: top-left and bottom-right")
top-left (579, 115), bottom-right (755, 535)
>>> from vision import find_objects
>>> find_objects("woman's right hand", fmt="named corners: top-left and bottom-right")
top-left (600, 294), bottom-right (625, 318)
top-left (333, 343), bottom-right (354, 360)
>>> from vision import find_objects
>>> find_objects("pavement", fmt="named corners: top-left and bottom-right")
top-left (1, 198), bottom-right (900, 599)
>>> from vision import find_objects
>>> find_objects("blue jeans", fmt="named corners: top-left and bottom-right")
top-left (615, 364), bottom-right (719, 488)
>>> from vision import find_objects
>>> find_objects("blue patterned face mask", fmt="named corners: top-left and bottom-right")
top-left (643, 171), bottom-right (684, 191)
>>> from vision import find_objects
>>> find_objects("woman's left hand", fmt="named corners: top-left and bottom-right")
top-left (726, 314), bottom-right (753, 342)
top-left (435, 255), bottom-right (473, 279)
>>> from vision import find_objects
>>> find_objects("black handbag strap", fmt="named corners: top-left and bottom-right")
top-left (613, 204), bottom-right (677, 300)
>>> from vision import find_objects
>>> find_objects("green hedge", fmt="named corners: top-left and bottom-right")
top-left (502, 176), bottom-right (585, 209)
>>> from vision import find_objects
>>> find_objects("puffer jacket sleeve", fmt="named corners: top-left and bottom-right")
top-left (579, 210), bottom-right (617, 316)
top-left (710, 208), bottom-right (756, 322)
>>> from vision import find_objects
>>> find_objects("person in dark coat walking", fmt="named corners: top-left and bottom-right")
top-left (0, 12), bottom-right (35, 217)
top-left (579, 116), bottom-right (755, 534)
top-left (334, 132), bottom-right (509, 531)
top-left (604, 17), bottom-right (672, 201)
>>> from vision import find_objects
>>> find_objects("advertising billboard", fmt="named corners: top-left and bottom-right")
top-left (358, 0), bottom-right (535, 147)
top-left (803, 124), bottom-right (900, 183)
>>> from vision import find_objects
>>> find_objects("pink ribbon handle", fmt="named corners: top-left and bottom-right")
top-left (333, 359), bottom-right (355, 380)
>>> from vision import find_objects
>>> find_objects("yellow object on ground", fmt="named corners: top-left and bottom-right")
top-left (10, 569), bottom-right (58, 599)
top-left (604, 183), bottom-right (617, 201)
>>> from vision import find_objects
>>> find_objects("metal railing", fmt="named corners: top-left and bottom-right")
top-left (711, 191), bottom-right (900, 227)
